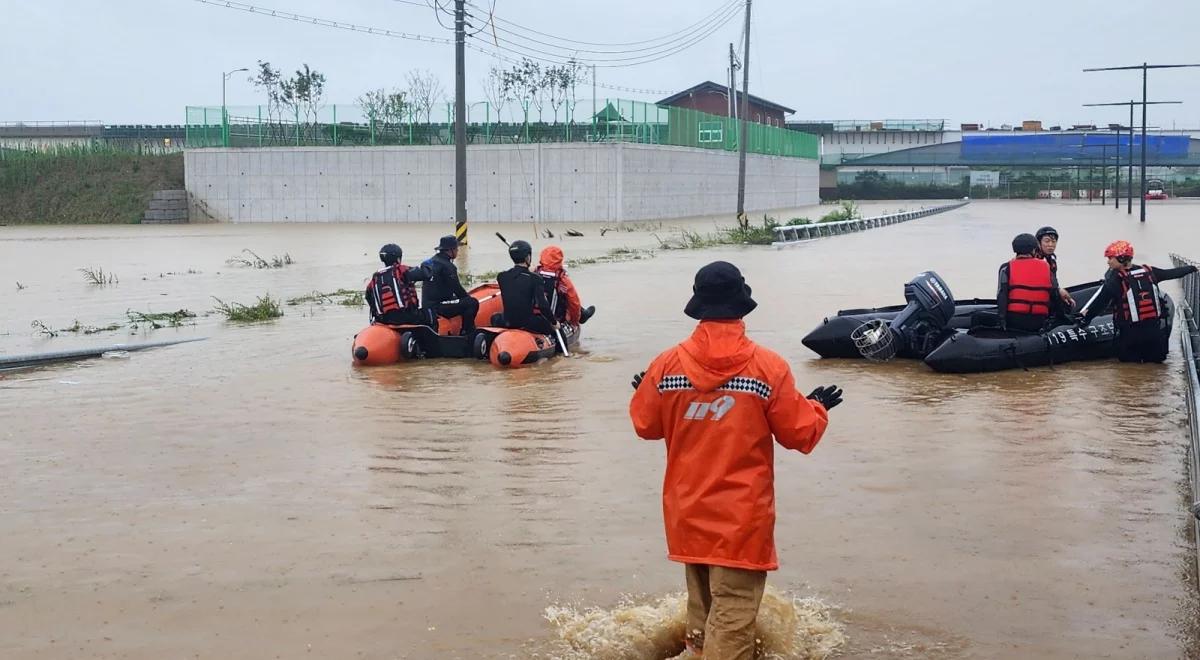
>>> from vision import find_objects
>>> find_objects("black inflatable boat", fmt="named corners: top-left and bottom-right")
top-left (801, 272), bottom-right (1173, 373)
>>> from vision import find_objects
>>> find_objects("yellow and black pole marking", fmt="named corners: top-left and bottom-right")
top-left (454, 219), bottom-right (468, 246)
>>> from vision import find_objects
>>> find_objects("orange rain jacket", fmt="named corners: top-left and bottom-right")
top-left (536, 246), bottom-right (583, 324)
top-left (629, 320), bottom-right (829, 571)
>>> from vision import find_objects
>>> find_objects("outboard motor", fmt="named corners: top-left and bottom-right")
top-left (852, 271), bottom-right (956, 360)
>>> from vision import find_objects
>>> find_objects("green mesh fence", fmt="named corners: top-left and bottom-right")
top-left (184, 99), bottom-right (817, 159)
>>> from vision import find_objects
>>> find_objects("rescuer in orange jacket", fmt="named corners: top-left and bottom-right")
top-left (997, 233), bottom-right (1058, 333)
top-left (535, 245), bottom-right (595, 325)
top-left (628, 261), bottom-right (842, 660)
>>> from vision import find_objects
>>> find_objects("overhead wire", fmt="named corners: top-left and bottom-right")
top-left (463, 2), bottom-right (743, 58)
top-left (192, 0), bottom-right (453, 44)
top-left (463, 6), bottom-right (742, 68)
top-left (464, 0), bottom-right (744, 49)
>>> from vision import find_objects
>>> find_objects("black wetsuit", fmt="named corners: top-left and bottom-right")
top-left (497, 265), bottom-right (556, 336)
top-left (421, 251), bottom-right (478, 334)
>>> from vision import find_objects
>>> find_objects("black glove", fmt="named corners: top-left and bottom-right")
top-left (631, 371), bottom-right (645, 391)
top-left (807, 385), bottom-right (843, 411)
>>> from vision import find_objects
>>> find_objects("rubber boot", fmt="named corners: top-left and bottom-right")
top-left (579, 305), bottom-right (596, 324)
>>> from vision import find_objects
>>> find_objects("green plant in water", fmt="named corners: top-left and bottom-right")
top-left (286, 289), bottom-right (364, 307)
top-left (212, 294), bottom-right (284, 322)
top-left (226, 249), bottom-right (294, 269)
top-left (723, 215), bottom-right (780, 245)
top-left (31, 319), bottom-right (58, 337)
top-left (79, 266), bottom-right (118, 286)
top-left (818, 200), bottom-right (861, 224)
top-left (126, 309), bottom-right (197, 329)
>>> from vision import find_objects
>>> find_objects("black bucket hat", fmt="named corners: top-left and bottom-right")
top-left (684, 261), bottom-right (758, 320)
top-left (437, 235), bottom-right (459, 251)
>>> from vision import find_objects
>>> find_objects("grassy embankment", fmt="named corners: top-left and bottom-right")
top-left (0, 146), bottom-right (184, 224)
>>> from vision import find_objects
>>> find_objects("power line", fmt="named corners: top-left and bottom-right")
top-left (464, 0), bottom-right (744, 49)
top-left (466, 3), bottom-right (743, 58)
top-left (193, 0), bottom-right (453, 44)
top-left (465, 8), bottom-right (740, 68)
top-left (195, 0), bottom-right (675, 94)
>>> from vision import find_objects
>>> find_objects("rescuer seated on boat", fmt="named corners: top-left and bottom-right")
top-left (421, 236), bottom-right (479, 336)
top-left (1075, 240), bottom-right (1197, 363)
top-left (535, 245), bottom-right (595, 326)
top-left (1034, 225), bottom-right (1074, 310)
top-left (497, 240), bottom-right (559, 339)
top-left (997, 233), bottom-right (1058, 333)
top-left (366, 243), bottom-right (431, 326)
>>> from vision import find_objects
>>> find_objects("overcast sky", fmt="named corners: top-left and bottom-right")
top-left (4, 0), bottom-right (1200, 128)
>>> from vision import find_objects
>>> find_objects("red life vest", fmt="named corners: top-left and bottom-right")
top-left (1116, 265), bottom-right (1161, 323)
top-left (1006, 257), bottom-right (1053, 316)
top-left (370, 264), bottom-right (419, 315)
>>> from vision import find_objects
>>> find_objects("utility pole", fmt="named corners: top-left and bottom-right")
top-left (1083, 62), bottom-right (1200, 223)
top-left (1128, 101), bottom-right (1133, 214)
top-left (735, 0), bottom-right (752, 229)
top-left (1114, 127), bottom-right (1120, 209)
top-left (728, 43), bottom-right (738, 119)
top-left (454, 0), bottom-right (468, 245)
top-left (1084, 98), bottom-right (1182, 216)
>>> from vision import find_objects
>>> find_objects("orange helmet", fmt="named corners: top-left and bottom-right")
top-left (1104, 240), bottom-right (1134, 259)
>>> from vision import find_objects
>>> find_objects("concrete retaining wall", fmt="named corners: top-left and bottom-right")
top-left (184, 143), bottom-right (818, 223)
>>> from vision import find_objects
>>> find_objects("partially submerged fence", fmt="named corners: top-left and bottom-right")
top-left (1170, 253), bottom-right (1200, 586)
top-left (771, 199), bottom-right (970, 247)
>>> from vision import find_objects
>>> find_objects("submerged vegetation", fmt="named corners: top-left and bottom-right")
top-left (79, 266), bottom-right (119, 286)
top-left (286, 289), bottom-right (364, 307)
top-left (226, 249), bottom-right (294, 269)
top-left (212, 294), bottom-right (284, 322)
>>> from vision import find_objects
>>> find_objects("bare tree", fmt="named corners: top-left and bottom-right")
top-left (545, 59), bottom-right (584, 124)
top-left (481, 66), bottom-right (511, 123)
top-left (406, 70), bottom-right (444, 124)
top-left (500, 59), bottom-right (543, 124)
top-left (250, 60), bottom-right (282, 140)
top-left (357, 88), bottom-right (388, 125)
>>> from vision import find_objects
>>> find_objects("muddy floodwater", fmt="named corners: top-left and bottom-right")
top-left (2, 200), bottom-right (1198, 659)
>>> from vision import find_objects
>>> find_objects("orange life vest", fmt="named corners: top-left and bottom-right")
top-left (1116, 265), bottom-right (1161, 323)
top-left (1006, 257), bottom-right (1053, 316)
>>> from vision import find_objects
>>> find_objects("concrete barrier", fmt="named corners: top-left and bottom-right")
top-left (771, 199), bottom-right (970, 247)
top-left (184, 143), bottom-right (819, 224)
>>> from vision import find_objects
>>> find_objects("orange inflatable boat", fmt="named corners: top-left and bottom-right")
top-left (351, 284), bottom-right (503, 366)
top-left (473, 323), bottom-right (580, 368)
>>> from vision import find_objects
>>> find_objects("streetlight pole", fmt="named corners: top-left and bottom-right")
top-left (1083, 99), bottom-right (1182, 216)
top-left (222, 68), bottom-right (248, 148)
top-left (1083, 62), bottom-right (1200, 222)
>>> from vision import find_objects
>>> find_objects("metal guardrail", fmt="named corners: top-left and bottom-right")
top-left (1170, 253), bottom-right (1200, 587)
top-left (771, 199), bottom-right (970, 247)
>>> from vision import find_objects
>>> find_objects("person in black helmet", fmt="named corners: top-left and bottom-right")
top-left (421, 236), bottom-right (479, 336)
top-left (997, 233), bottom-right (1058, 333)
top-left (1034, 226), bottom-right (1074, 310)
top-left (497, 239), bottom-right (559, 338)
top-left (365, 243), bottom-right (431, 325)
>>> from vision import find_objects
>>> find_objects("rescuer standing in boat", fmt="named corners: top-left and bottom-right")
top-left (1077, 240), bottom-right (1197, 363)
top-left (628, 261), bottom-right (842, 660)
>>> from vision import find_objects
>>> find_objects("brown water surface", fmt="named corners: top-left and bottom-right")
top-left (1, 200), bottom-right (1197, 659)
